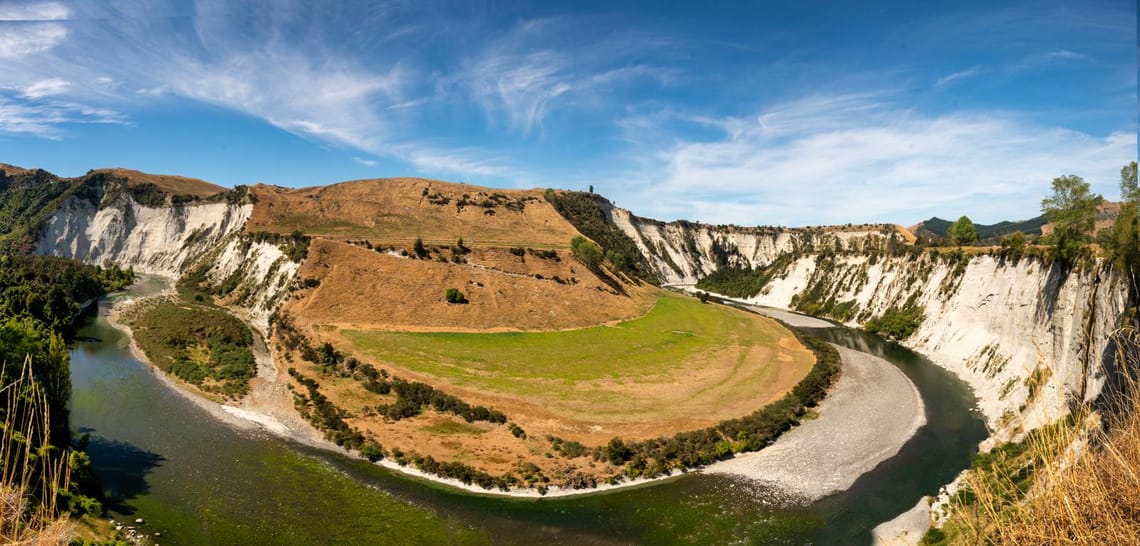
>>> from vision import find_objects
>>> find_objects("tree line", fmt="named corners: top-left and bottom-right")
top-left (0, 253), bottom-right (133, 518)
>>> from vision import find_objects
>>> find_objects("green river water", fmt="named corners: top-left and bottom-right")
top-left (69, 278), bottom-right (986, 545)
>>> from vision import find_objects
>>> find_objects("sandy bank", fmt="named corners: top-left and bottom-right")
top-left (872, 497), bottom-right (930, 546)
top-left (704, 345), bottom-right (926, 501)
top-left (665, 284), bottom-right (835, 328)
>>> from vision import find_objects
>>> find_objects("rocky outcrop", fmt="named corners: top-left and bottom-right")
top-left (613, 208), bottom-right (1130, 443)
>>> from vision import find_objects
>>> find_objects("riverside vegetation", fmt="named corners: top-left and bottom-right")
top-left (0, 253), bottom-right (136, 542)
top-left (122, 298), bottom-right (257, 399)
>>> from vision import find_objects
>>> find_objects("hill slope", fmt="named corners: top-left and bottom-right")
top-left (911, 215), bottom-right (1047, 240)
top-left (247, 179), bottom-right (579, 248)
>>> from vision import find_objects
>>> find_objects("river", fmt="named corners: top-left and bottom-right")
top-left (69, 279), bottom-right (987, 545)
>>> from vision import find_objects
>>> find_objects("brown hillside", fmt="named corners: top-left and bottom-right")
top-left (247, 179), bottom-right (580, 248)
top-left (288, 239), bottom-right (655, 332)
top-left (93, 168), bottom-right (226, 197)
top-left (1041, 200), bottom-right (1123, 236)
top-left (0, 163), bottom-right (30, 176)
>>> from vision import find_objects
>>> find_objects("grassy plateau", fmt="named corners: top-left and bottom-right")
top-left (341, 292), bottom-right (813, 426)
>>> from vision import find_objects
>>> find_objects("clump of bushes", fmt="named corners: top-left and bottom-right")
top-left (544, 190), bottom-right (659, 283)
top-left (128, 299), bottom-right (257, 398)
top-left (445, 288), bottom-right (467, 304)
top-left (865, 301), bottom-right (925, 340)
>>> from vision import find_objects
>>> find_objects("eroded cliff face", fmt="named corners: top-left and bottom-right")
top-left (614, 206), bottom-right (1130, 443)
top-left (34, 186), bottom-right (298, 330)
top-left (36, 190), bottom-right (252, 276)
top-left (606, 204), bottom-right (895, 285)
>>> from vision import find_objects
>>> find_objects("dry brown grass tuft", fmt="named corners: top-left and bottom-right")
top-left (0, 358), bottom-right (72, 545)
top-left (929, 329), bottom-right (1140, 545)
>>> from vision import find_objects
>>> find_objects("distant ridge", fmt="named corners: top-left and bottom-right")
top-left (911, 215), bottom-right (1048, 240)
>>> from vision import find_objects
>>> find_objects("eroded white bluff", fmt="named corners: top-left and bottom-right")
top-left (36, 190), bottom-right (297, 335)
top-left (610, 203), bottom-right (1129, 444)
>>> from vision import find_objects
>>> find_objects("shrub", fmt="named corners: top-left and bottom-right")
top-left (570, 236), bottom-right (603, 272)
top-left (865, 303), bottom-right (925, 340)
top-left (445, 288), bottom-right (467, 304)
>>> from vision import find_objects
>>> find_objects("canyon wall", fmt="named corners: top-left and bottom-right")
top-left (35, 186), bottom-right (298, 333)
top-left (611, 205), bottom-right (1130, 443)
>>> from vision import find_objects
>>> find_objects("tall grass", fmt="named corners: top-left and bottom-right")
top-left (928, 329), bottom-right (1140, 545)
top-left (0, 357), bottom-right (72, 545)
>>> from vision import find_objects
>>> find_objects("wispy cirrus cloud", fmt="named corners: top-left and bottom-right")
top-left (21, 78), bottom-right (70, 98)
top-left (0, 2), bottom-right (69, 59)
top-left (460, 17), bottom-right (676, 136)
top-left (0, 95), bottom-right (125, 138)
top-left (612, 93), bottom-right (1136, 225)
top-left (935, 66), bottom-right (984, 88)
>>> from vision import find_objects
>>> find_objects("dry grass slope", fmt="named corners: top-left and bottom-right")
top-left (0, 359), bottom-right (72, 545)
top-left (928, 331), bottom-right (1140, 545)
top-left (247, 178), bottom-right (580, 247)
top-left (290, 239), bottom-right (655, 332)
top-left (93, 168), bottom-right (227, 197)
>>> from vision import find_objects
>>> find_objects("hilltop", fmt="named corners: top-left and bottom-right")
top-left (247, 179), bottom-right (578, 247)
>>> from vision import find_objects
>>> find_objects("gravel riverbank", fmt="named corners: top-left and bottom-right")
top-left (704, 345), bottom-right (927, 501)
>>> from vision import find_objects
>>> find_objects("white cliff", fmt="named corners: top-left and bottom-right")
top-left (613, 207), bottom-right (1129, 443)
top-left (36, 190), bottom-right (252, 276)
top-left (34, 187), bottom-right (299, 329)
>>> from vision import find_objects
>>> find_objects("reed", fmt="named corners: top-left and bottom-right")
top-left (929, 329), bottom-right (1140, 545)
top-left (0, 356), bottom-right (72, 545)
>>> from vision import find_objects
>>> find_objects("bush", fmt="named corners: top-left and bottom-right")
top-left (570, 236), bottom-right (603, 272)
top-left (865, 303), bottom-right (925, 340)
top-left (445, 288), bottom-right (467, 304)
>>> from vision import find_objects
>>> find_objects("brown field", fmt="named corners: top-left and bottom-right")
top-left (247, 179), bottom-right (580, 247)
top-left (93, 168), bottom-right (227, 197)
top-left (291, 239), bottom-right (656, 332)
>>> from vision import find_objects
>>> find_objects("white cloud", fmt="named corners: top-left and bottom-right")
top-left (0, 2), bottom-right (69, 20)
top-left (0, 96), bottom-right (124, 138)
top-left (352, 156), bottom-right (377, 167)
top-left (460, 18), bottom-right (672, 135)
top-left (613, 94), bottom-right (1136, 226)
top-left (22, 78), bottom-right (69, 98)
top-left (935, 66), bottom-right (983, 88)
top-left (397, 144), bottom-right (525, 180)
top-left (0, 2), bottom-right (69, 59)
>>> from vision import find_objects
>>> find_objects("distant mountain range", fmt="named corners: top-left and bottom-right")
top-left (911, 200), bottom-right (1123, 242)
top-left (910, 215), bottom-right (1048, 241)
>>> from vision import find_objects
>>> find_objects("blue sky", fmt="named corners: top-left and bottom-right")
top-left (0, 0), bottom-right (1135, 225)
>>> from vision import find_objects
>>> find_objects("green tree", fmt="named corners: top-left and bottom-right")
top-left (1104, 162), bottom-right (1139, 278)
top-left (948, 216), bottom-right (978, 246)
top-left (570, 236), bottom-right (603, 272)
top-left (1121, 161), bottom-right (1138, 203)
top-left (1000, 231), bottom-right (1027, 263)
top-left (1041, 175), bottom-right (1103, 262)
top-left (606, 250), bottom-right (627, 273)
top-left (413, 237), bottom-right (427, 258)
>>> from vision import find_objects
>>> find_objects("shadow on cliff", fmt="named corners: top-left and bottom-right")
top-left (1033, 260), bottom-right (1072, 322)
